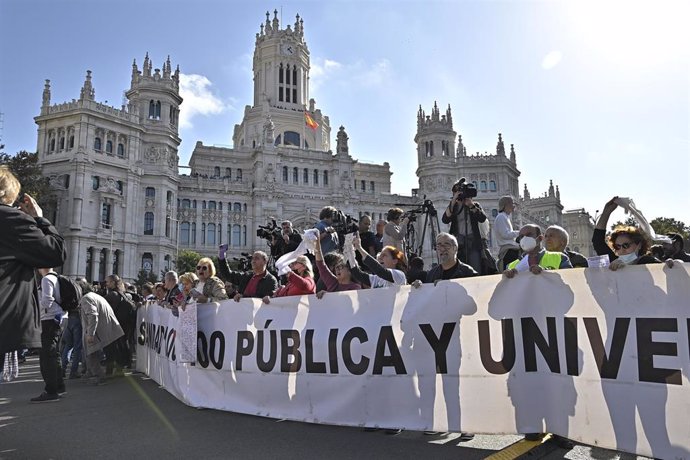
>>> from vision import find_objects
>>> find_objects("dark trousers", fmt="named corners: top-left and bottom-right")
top-left (39, 319), bottom-right (65, 395)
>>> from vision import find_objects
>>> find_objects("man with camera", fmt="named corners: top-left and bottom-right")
top-left (382, 207), bottom-right (410, 253)
top-left (270, 220), bottom-right (302, 258)
top-left (314, 206), bottom-right (340, 255)
top-left (442, 179), bottom-right (489, 275)
top-left (217, 245), bottom-right (278, 302)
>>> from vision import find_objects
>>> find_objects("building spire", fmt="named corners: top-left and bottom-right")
top-left (446, 104), bottom-right (453, 128)
top-left (496, 133), bottom-right (505, 156)
top-left (79, 70), bottom-right (95, 101)
top-left (143, 52), bottom-right (152, 77)
top-left (457, 134), bottom-right (465, 157)
top-left (272, 8), bottom-right (279, 30)
top-left (510, 143), bottom-right (516, 163)
top-left (549, 179), bottom-right (555, 197)
top-left (163, 55), bottom-right (171, 78)
top-left (556, 185), bottom-right (561, 201)
top-left (523, 183), bottom-right (530, 200)
top-left (42, 79), bottom-right (51, 108)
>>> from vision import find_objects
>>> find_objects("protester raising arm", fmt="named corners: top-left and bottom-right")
top-left (353, 234), bottom-right (407, 287)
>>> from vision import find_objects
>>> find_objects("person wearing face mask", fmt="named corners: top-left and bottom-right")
top-left (503, 224), bottom-right (572, 278)
top-left (592, 197), bottom-right (660, 271)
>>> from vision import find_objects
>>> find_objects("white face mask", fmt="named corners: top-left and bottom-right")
top-left (617, 252), bottom-right (638, 264)
top-left (519, 236), bottom-right (538, 252)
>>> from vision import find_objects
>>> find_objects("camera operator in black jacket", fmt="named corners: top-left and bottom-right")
top-left (270, 220), bottom-right (302, 258)
top-left (442, 178), bottom-right (489, 275)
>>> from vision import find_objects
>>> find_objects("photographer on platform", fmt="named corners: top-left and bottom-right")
top-left (442, 178), bottom-right (488, 275)
top-left (270, 220), bottom-right (302, 258)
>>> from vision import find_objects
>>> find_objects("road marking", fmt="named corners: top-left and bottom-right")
top-left (484, 434), bottom-right (552, 460)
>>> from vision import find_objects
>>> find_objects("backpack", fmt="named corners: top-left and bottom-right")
top-left (48, 273), bottom-right (83, 312)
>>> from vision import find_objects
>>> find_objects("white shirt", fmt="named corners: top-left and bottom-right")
top-left (494, 212), bottom-right (519, 248)
top-left (40, 273), bottom-right (63, 321)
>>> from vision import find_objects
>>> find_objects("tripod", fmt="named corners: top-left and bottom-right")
top-left (415, 204), bottom-right (441, 264)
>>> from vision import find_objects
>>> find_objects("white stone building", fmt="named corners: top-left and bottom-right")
top-left (35, 10), bottom-right (575, 282)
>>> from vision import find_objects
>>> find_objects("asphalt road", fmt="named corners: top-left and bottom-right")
top-left (0, 357), bottom-right (644, 460)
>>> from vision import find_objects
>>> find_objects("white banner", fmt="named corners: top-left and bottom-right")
top-left (136, 264), bottom-right (690, 459)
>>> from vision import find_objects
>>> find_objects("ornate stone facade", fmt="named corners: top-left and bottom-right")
top-left (36, 11), bottom-right (573, 281)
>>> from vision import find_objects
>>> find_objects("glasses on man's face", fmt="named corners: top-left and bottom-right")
top-left (613, 242), bottom-right (634, 251)
top-left (437, 242), bottom-right (454, 249)
top-left (196, 265), bottom-right (208, 271)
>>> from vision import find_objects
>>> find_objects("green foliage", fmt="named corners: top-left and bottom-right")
top-left (650, 217), bottom-right (689, 240)
top-left (610, 216), bottom-right (637, 230)
top-left (135, 269), bottom-right (158, 290)
top-left (175, 249), bottom-right (203, 275)
top-left (0, 150), bottom-right (51, 205)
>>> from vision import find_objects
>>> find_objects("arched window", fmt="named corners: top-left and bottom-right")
top-left (236, 169), bottom-right (242, 181)
top-left (293, 167), bottom-right (298, 183)
top-left (303, 168), bottom-right (309, 184)
top-left (50, 138), bottom-right (56, 152)
top-left (214, 167), bottom-right (220, 177)
top-left (59, 137), bottom-right (65, 150)
top-left (191, 223), bottom-right (196, 243)
top-left (192, 200), bottom-right (197, 209)
top-left (149, 100), bottom-right (155, 118)
top-left (155, 101), bottom-right (161, 119)
top-left (429, 141), bottom-right (434, 156)
top-left (208, 201), bottom-right (216, 210)
top-left (274, 134), bottom-right (282, 146)
top-left (180, 222), bottom-right (190, 245)
top-left (112, 250), bottom-right (120, 275)
top-left (218, 202), bottom-right (223, 211)
top-left (181, 199), bottom-right (190, 208)
top-left (283, 166), bottom-right (288, 182)
top-left (243, 204), bottom-right (247, 213)
top-left (117, 143), bottom-right (125, 157)
top-left (324, 170), bottom-right (329, 186)
top-left (489, 180), bottom-right (497, 191)
top-left (106, 140), bottom-right (113, 154)
top-left (165, 216), bottom-right (171, 237)
top-left (92, 176), bottom-right (100, 190)
top-left (313, 169), bottom-right (319, 185)
top-left (94, 137), bottom-right (102, 151)
top-left (370, 181), bottom-right (375, 193)
top-left (202, 201), bottom-right (206, 209)
top-left (225, 167), bottom-right (231, 178)
top-left (142, 253), bottom-right (153, 274)
top-left (144, 212), bottom-right (154, 235)
top-left (207, 223), bottom-right (216, 245)
top-left (232, 224), bottom-right (241, 247)
top-left (480, 181), bottom-right (487, 191)
top-left (361, 180), bottom-right (366, 191)
top-left (69, 135), bottom-right (75, 149)
top-left (201, 223), bottom-right (206, 244)
top-left (116, 181), bottom-right (123, 195)
top-left (166, 191), bottom-right (173, 205)
top-left (145, 187), bottom-right (155, 198)
top-left (284, 131), bottom-right (300, 147)
top-left (227, 224), bottom-right (232, 245)
top-left (233, 203), bottom-right (242, 212)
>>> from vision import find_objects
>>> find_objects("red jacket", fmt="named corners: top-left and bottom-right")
top-left (274, 272), bottom-right (316, 297)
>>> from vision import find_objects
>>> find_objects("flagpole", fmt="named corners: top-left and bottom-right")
top-left (302, 105), bottom-right (306, 149)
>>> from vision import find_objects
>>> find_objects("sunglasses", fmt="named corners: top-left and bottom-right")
top-left (196, 265), bottom-right (208, 271)
top-left (613, 242), bottom-right (634, 250)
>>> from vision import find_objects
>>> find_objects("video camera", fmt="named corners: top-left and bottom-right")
top-left (397, 198), bottom-right (437, 222)
top-left (452, 177), bottom-right (477, 200)
top-left (232, 252), bottom-right (252, 271)
top-left (256, 219), bottom-right (281, 241)
top-left (331, 209), bottom-right (359, 234)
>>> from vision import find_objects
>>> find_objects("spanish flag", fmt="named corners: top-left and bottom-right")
top-left (305, 111), bottom-right (319, 130)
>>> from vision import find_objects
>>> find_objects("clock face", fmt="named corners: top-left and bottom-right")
top-left (282, 44), bottom-right (295, 55)
top-left (143, 261), bottom-right (152, 271)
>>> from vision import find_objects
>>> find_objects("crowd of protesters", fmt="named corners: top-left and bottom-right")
top-left (1, 165), bottom-right (688, 447)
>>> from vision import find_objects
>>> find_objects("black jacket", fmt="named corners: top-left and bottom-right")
top-left (217, 258), bottom-right (278, 298)
top-left (426, 259), bottom-right (477, 283)
top-left (442, 202), bottom-right (487, 244)
top-left (0, 205), bottom-right (66, 353)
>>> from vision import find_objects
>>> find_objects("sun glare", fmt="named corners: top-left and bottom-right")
top-left (566, 0), bottom-right (690, 67)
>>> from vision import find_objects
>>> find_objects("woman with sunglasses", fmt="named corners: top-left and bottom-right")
top-left (265, 255), bottom-right (316, 303)
top-left (192, 257), bottom-right (228, 302)
top-left (593, 197), bottom-right (660, 271)
top-left (314, 237), bottom-right (361, 299)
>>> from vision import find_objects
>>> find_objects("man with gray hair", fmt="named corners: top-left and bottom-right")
top-left (163, 270), bottom-right (181, 305)
top-left (544, 225), bottom-right (588, 268)
top-left (218, 247), bottom-right (278, 302)
top-left (494, 196), bottom-right (520, 271)
top-left (425, 232), bottom-right (478, 283)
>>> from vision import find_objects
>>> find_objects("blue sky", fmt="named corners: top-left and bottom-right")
top-left (1, 0), bottom-right (688, 225)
